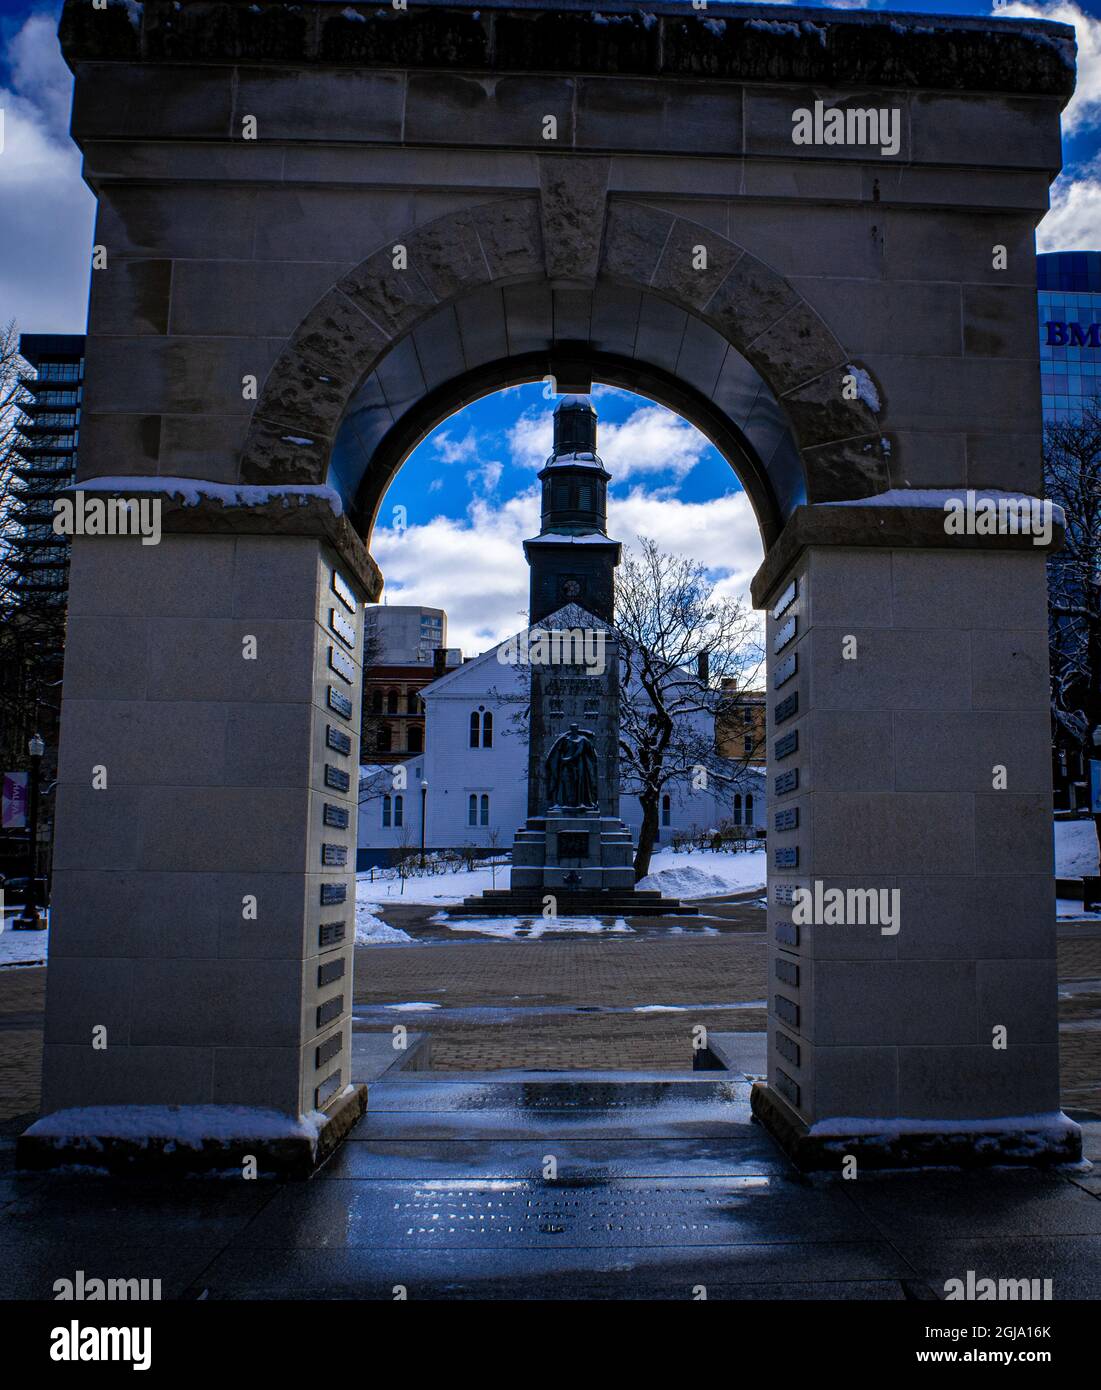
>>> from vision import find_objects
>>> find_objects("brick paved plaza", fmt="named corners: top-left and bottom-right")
top-left (4, 910), bottom-right (1101, 1133)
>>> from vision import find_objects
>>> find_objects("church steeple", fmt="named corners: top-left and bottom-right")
top-left (538, 396), bottom-right (610, 536)
top-left (523, 397), bottom-right (621, 625)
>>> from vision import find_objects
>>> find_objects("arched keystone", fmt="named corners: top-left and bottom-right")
top-left (538, 157), bottom-right (611, 282)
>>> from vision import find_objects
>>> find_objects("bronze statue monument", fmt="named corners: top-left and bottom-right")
top-left (545, 723), bottom-right (598, 811)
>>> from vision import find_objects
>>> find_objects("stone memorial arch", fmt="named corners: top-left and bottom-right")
top-left (26, 0), bottom-right (1081, 1169)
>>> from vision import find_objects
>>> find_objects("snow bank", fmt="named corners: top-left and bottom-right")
top-left (637, 848), bottom-right (767, 898)
top-left (637, 865), bottom-right (732, 898)
top-left (354, 899), bottom-right (413, 945)
top-left (1055, 819), bottom-right (1100, 878)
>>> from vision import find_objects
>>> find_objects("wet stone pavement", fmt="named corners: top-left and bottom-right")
top-left (2, 1068), bottom-right (1101, 1301)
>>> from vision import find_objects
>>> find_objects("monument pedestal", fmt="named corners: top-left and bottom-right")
top-left (512, 813), bottom-right (636, 893)
top-left (451, 812), bottom-right (699, 917)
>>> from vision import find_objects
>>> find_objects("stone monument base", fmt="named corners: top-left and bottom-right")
top-left (449, 813), bottom-right (698, 917)
top-left (512, 813), bottom-right (636, 893)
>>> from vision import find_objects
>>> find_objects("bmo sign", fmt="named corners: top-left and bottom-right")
top-left (1045, 320), bottom-right (1101, 347)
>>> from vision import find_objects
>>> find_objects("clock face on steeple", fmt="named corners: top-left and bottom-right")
top-left (562, 578), bottom-right (582, 600)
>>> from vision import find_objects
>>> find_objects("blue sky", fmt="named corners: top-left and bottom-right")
top-left (2, 0), bottom-right (1100, 650)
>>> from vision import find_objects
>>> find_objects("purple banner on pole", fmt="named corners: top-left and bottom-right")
top-left (2, 772), bottom-right (28, 829)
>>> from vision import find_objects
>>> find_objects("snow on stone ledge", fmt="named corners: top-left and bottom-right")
top-left (24, 1104), bottom-right (334, 1151)
top-left (819, 488), bottom-right (1065, 525)
top-left (67, 477), bottom-right (343, 517)
top-left (808, 1112), bottom-right (1079, 1139)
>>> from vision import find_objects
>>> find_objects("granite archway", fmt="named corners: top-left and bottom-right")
top-left (24, 0), bottom-right (1080, 1175)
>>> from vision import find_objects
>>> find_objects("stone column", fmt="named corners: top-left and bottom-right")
top-left (22, 486), bottom-right (379, 1171)
top-left (750, 504), bottom-right (1081, 1169)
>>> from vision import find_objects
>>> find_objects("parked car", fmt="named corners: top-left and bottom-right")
top-left (0, 876), bottom-right (49, 908)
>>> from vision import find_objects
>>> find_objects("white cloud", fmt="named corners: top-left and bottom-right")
top-left (1038, 158), bottom-right (1101, 250)
top-left (0, 12), bottom-right (94, 333)
top-left (508, 401), bottom-right (712, 483)
top-left (996, 2), bottom-right (1101, 135)
top-left (371, 484), bottom-right (764, 657)
top-left (432, 428), bottom-right (480, 466)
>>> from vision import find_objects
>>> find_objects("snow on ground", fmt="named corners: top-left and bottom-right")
top-left (354, 898), bottom-right (413, 945)
top-left (636, 847), bottom-right (767, 898)
top-left (357, 863), bottom-right (511, 906)
top-left (431, 912), bottom-right (633, 940)
top-left (0, 919), bottom-right (48, 968)
top-left (385, 1002), bottom-right (441, 1011)
top-left (1058, 898), bottom-right (1101, 920)
top-left (357, 847), bottom-right (767, 910)
top-left (1055, 820), bottom-right (1100, 878)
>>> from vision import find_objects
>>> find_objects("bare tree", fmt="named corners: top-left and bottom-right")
top-left (1045, 400), bottom-right (1101, 860)
top-left (614, 537), bottom-right (764, 881)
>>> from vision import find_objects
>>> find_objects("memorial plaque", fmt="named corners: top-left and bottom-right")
top-left (773, 652), bottom-right (797, 689)
top-left (327, 685), bottom-right (353, 721)
top-left (328, 644), bottom-right (355, 684)
top-left (557, 831), bottom-right (590, 860)
top-left (316, 995), bottom-right (344, 1029)
top-left (776, 1068), bottom-right (801, 1109)
top-left (318, 921), bottom-right (346, 948)
top-left (326, 725), bottom-right (352, 756)
top-left (323, 803), bottom-right (349, 830)
top-left (775, 731), bottom-right (798, 760)
top-left (773, 616), bottom-right (797, 654)
top-left (331, 569), bottom-right (357, 613)
top-left (775, 957), bottom-right (800, 987)
top-left (325, 765), bottom-right (350, 793)
top-left (775, 1029), bottom-right (801, 1067)
top-left (774, 691), bottom-right (799, 726)
top-left (774, 807), bottom-right (799, 832)
top-left (329, 607), bottom-right (356, 648)
top-left (317, 956), bottom-right (346, 988)
top-left (315, 1069), bottom-right (342, 1109)
top-left (774, 994), bottom-right (800, 1028)
top-left (775, 919), bottom-right (799, 947)
top-left (320, 882), bottom-right (347, 906)
top-left (774, 846), bottom-right (799, 869)
top-left (316, 1031), bottom-right (342, 1069)
top-left (770, 579), bottom-right (797, 623)
top-left (322, 843), bottom-right (348, 868)
top-left (775, 768), bottom-right (799, 796)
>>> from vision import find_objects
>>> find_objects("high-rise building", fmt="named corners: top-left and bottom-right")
top-left (1036, 253), bottom-right (1100, 814)
top-left (9, 335), bottom-right (85, 614)
top-left (1037, 251), bottom-right (1101, 422)
top-left (361, 605), bottom-right (456, 762)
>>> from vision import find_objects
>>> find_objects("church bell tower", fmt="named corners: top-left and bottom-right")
top-left (523, 396), bottom-right (621, 625)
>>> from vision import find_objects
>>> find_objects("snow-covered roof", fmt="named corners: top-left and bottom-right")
top-left (418, 602), bottom-right (613, 698)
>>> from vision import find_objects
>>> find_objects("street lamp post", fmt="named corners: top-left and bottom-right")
top-left (16, 733), bottom-right (45, 931)
top-left (420, 780), bottom-right (429, 868)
